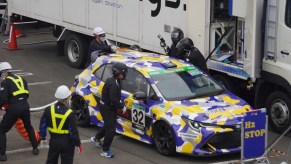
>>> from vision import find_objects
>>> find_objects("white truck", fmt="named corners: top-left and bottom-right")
top-left (7, 0), bottom-right (291, 133)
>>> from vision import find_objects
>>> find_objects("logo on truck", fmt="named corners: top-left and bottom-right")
top-left (149, 0), bottom-right (181, 17)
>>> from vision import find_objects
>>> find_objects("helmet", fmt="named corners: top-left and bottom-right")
top-left (93, 27), bottom-right (105, 36)
top-left (171, 28), bottom-right (184, 44)
top-left (55, 85), bottom-right (71, 99)
top-left (0, 62), bottom-right (12, 71)
top-left (130, 45), bottom-right (142, 52)
top-left (176, 38), bottom-right (194, 52)
top-left (112, 63), bottom-right (128, 77)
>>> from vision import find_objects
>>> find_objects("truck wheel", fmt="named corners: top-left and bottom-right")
top-left (64, 34), bottom-right (88, 68)
top-left (266, 91), bottom-right (291, 133)
top-left (71, 96), bottom-right (91, 127)
top-left (153, 121), bottom-right (176, 156)
top-left (212, 74), bottom-right (235, 93)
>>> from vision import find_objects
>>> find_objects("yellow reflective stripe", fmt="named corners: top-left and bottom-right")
top-left (48, 105), bottom-right (72, 134)
top-left (58, 109), bottom-right (72, 132)
top-left (6, 76), bottom-right (29, 96)
top-left (50, 105), bottom-right (57, 132)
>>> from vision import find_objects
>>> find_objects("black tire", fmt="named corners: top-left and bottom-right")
top-left (153, 121), bottom-right (176, 156)
top-left (71, 96), bottom-right (91, 127)
top-left (266, 91), bottom-right (291, 133)
top-left (212, 74), bottom-right (236, 93)
top-left (64, 34), bottom-right (88, 68)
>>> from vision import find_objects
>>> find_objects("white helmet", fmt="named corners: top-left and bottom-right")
top-left (55, 85), bottom-right (71, 99)
top-left (0, 62), bottom-right (12, 71)
top-left (93, 27), bottom-right (105, 36)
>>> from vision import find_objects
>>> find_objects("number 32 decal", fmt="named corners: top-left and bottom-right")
top-left (132, 104), bottom-right (145, 127)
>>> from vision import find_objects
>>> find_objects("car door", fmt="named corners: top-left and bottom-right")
top-left (119, 68), bottom-right (161, 140)
top-left (90, 64), bottom-right (113, 125)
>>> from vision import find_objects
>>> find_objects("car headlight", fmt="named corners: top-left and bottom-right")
top-left (182, 117), bottom-right (202, 132)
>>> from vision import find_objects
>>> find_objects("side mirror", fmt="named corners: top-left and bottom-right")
top-left (133, 91), bottom-right (147, 100)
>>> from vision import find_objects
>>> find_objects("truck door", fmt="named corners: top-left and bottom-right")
top-left (277, 0), bottom-right (291, 62)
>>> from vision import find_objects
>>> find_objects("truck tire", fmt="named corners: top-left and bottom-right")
top-left (266, 91), bottom-right (291, 134)
top-left (64, 34), bottom-right (88, 68)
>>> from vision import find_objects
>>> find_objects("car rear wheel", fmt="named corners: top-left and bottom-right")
top-left (153, 121), bottom-right (176, 156)
top-left (266, 91), bottom-right (291, 133)
top-left (71, 96), bottom-right (90, 127)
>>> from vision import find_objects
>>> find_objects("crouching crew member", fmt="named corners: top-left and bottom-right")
top-left (176, 38), bottom-right (210, 75)
top-left (0, 62), bottom-right (39, 162)
top-left (39, 85), bottom-right (82, 164)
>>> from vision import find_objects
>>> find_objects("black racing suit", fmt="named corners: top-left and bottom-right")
top-left (184, 47), bottom-right (210, 75)
top-left (94, 76), bottom-right (123, 152)
top-left (168, 43), bottom-right (183, 59)
top-left (39, 102), bottom-right (81, 164)
top-left (85, 39), bottom-right (112, 67)
top-left (0, 73), bottom-right (38, 155)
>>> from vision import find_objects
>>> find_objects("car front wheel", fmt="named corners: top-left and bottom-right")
top-left (153, 121), bottom-right (176, 156)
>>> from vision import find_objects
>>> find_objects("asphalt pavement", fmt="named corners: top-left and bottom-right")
top-left (0, 27), bottom-right (290, 164)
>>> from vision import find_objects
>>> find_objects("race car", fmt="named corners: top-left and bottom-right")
top-left (70, 49), bottom-right (252, 156)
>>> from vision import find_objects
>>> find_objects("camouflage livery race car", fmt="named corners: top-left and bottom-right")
top-left (70, 49), bottom-right (252, 156)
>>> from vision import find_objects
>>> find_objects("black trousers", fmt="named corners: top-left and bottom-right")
top-left (0, 101), bottom-right (38, 154)
top-left (46, 135), bottom-right (75, 164)
top-left (95, 104), bottom-right (116, 152)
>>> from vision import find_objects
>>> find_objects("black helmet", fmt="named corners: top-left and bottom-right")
top-left (130, 44), bottom-right (142, 52)
top-left (171, 28), bottom-right (184, 44)
top-left (112, 63), bottom-right (128, 77)
top-left (176, 38), bottom-right (194, 52)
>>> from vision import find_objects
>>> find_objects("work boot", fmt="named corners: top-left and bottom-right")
top-left (0, 154), bottom-right (7, 161)
top-left (32, 148), bottom-right (39, 155)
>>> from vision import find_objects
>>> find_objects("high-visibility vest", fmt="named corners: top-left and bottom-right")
top-left (6, 76), bottom-right (29, 96)
top-left (48, 105), bottom-right (72, 134)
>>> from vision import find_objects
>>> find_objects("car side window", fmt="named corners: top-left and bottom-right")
top-left (121, 68), bottom-right (149, 94)
top-left (101, 64), bottom-right (113, 81)
top-left (93, 65), bottom-right (105, 79)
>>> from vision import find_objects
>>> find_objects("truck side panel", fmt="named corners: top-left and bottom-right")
top-left (11, 0), bottom-right (31, 16)
top-left (32, 0), bottom-right (61, 21)
top-left (63, 0), bottom-right (86, 27)
top-left (89, 0), bottom-right (114, 35)
top-left (116, 0), bottom-right (139, 42)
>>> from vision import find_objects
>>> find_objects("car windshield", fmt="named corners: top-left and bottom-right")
top-left (149, 66), bottom-right (224, 101)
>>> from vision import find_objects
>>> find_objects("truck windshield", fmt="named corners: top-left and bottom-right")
top-left (149, 67), bottom-right (224, 101)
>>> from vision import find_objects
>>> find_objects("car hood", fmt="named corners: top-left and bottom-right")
top-left (166, 93), bottom-right (252, 126)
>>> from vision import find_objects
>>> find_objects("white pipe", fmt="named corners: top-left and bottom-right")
top-left (13, 21), bottom-right (38, 25)
top-left (30, 101), bottom-right (57, 112)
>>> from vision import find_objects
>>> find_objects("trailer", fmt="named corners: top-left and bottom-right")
top-left (7, 0), bottom-right (291, 133)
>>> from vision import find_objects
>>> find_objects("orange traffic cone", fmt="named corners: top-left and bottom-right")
top-left (15, 29), bottom-right (23, 38)
top-left (6, 22), bottom-right (19, 50)
top-left (14, 119), bottom-right (41, 143)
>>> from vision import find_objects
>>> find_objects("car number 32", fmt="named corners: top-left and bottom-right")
top-left (131, 104), bottom-right (145, 127)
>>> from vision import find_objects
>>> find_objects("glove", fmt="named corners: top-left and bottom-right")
top-left (110, 45), bottom-right (119, 52)
top-left (1, 103), bottom-right (8, 111)
top-left (40, 139), bottom-right (48, 147)
top-left (77, 145), bottom-right (83, 153)
top-left (121, 106), bottom-right (127, 114)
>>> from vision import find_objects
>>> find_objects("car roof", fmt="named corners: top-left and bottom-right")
top-left (94, 49), bottom-right (196, 74)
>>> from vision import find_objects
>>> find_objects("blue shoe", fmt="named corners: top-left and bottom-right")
top-left (90, 136), bottom-right (102, 148)
top-left (101, 150), bottom-right (114, 158)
